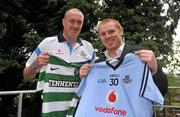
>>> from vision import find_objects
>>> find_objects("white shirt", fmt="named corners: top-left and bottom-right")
top-left (104, 42), bottom-right (125, 66)
top-left (26, 34), bottom-right (95, 67)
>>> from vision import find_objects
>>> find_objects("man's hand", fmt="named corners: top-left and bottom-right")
top-left (23, 52), bottom-right (50, 80)
top-left (33, 52), bottom-right (50, 70)
top-left (135, 50), bottom-right (158, 74)
top-left (79, 64), bottom-right (92, 79)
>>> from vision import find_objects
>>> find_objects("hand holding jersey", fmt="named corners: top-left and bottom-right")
top-left (79, 64), bottom-right (92, 78)
top-left (135, 50), bottom-right (158, 74)
top-left (34, 52), bottom-right (50, 70)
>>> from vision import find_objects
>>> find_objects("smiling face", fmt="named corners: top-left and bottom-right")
top-left (98, 19), bottom-right (124, 52)
top-left (62, 8), bottom-right (84, 41)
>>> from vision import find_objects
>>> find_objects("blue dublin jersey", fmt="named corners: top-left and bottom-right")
top-left (75, 53), bottom-right (164, 117)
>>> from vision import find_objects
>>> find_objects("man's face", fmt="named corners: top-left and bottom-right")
top-left (63, 10), bottom-right (84, 39)
top-left (98, 22), bottom-right (123, 51)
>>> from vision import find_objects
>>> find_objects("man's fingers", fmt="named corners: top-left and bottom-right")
top-left (79, 64), bottom-right (92, 79)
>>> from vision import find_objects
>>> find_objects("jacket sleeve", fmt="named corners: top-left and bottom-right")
top-left (152, 63), bottom-right (168, 96)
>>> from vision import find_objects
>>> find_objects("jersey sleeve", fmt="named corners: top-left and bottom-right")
top-left (139, 64), bottom-right (164, 105)
top-left (76, 77), bottom-right (87, 98)
top-left (26, 38), bottom-right (49, 67)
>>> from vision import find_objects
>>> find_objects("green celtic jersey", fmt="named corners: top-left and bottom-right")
top-left (37, 55), bottom-right (81, 117)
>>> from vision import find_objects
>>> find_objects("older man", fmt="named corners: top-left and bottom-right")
top-left (23, 8), bottom-right (95, 117)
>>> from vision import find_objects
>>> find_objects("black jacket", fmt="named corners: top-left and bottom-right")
top-left (96, 44), bottom-right (168, 96)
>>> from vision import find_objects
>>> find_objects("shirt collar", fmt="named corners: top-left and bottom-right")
top-left (57, 33), bottom-right (83, 46)
top-left (105, 42), bottom-right (125, 61)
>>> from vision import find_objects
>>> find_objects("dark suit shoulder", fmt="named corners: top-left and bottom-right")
top-left (123, 44), bottom-right (141, 53)
top-left (95, 55), bottom-right (106, 63)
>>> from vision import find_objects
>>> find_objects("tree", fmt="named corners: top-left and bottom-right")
top-left (97, 0), bottom-right (180, 66)
top-left (165, 40), bottom-right (180, 74)
top-left (0, 0), bottom-right (29, 116)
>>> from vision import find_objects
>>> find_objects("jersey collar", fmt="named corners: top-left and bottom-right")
top-left (58, 33), bottom-right (83, 46)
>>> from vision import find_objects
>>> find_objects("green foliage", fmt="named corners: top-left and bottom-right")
top-left (164, 40), bottom-right (180, 74)
top-left (167, 74), bottom-right (180, 86)
top-left (23, 30), bottom-right (42, 54)
top-left (0, 59), bottom-right (19, 74)
top-left (98, 0), bottom-right (180, 60)
top-left (165, 74), bottom-right (180, 110)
